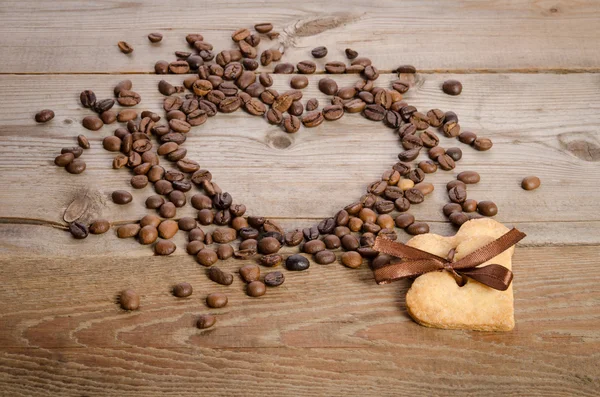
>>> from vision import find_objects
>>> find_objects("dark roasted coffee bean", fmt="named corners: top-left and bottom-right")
top-left (428, 146), bottom-right (445, 161)
top-left (363, 104), bottom-right (386, 121)
top-left (154, 239), bottom-right (176, 255)
top-left (282, 115), bottom-right (301, 133)
top-left (478, 201), bottom-right (498, 216)
top-left (207, 266), bottom-right (233, 285)
top-left (274, 63), bottom-right (295, 74)
top-left (302, 111), bottom-right (324, 127)
top-left (290, 75), bottom-right (309, 89)
top-left (247, 281), bottom-right (266, 297)
top-left (473, 137), bottom-right (493, 151)
top-left (462, 199), bottom-right (478, 213)
top-left (264, 271), bottom-right (285, 287)
top-left (172, 282), bottom-right (192, 298)
top-left (343, 99), bottom-right (366, 113)
top-left (522, 176), bottom-right (541, 190)
top-left (111, 190), bottom-right (132, 205)
top-left (437, 154), bottom-right (456, 171)
top-left (155, 60), bottom-right (169, 74)
top-left (402, 134), bottom-right (423, 150)
top-left (446, 147), bottom-right (462, 162)
top-left (345, 48), bottom-right (358, 59)
top-left (314, 250), bottom-right (336, 265)
top-left (88, 219), bottom-right (110, 235)
top-left (212, 192), bottom-right (232, 210)
top-left (408, 168), bottom-right (425, 184)
top-left (196, 248), bottom-right (217, 266)
top-left (322, 104), bottom-right (343, 121)
top-left (147, 32), bottom-right (163, 43)
top-left (427, 109), bottom-right (445, 127)
top-left (188, 228), bottom-right (206, 242)
top-left (398, 148), bottom-right (420, 162)
top-left (79, 90), bottom-right (96, 108)
top-left (232, 28), bottom-right (251, 42)
top-left (297, 60), bottom-right (317, 74)
top-left (374, 200), bottom-right (395, 214)
top-left (82, 115), bottom-right (103, 131)
top-left (459, 131), bottom-right (477, 145)
top-left (54, 152), bottom-right (74, 167)
top-left (303, 225), bottom-right (319, 241)
top-left (196, 314), bottom-right (216, 329)
top-left (305, 98), bottom-right (319, 111)
top-left (318, 78), bottom-right (338, 95)
top-left (420, 130), bottom-right (439, 148)
top-left (393, 213), bottom-right (414, 229)
top-left (254, 22), bottom-right (273, 33)
top-left (159, 202), bottom-right (177, 219)
top-left (239, 264), bottom-right (260, 283)
top-left (258, 237), bottom-right (281, 255)
top-left (288, 100), bottom-right (304, 116)
top-left (68, 221), bottom-right (88, 239)
top-left (418, 160), bottom-right (437, 174)
top-left (119, 289), bottom-right (139, 310)
top-left (311, 46), bottom-right (327, 58)
top-left (404, 188), bottom-right (424, 204)
top-left (363, 65), bottom-right (379, 80)
top-left (317, 218), bottom-right (336, 234)
top-left (446, 180), bottom-right (467, 192)
top-left (118, 41), bottom-right (133, 54)
top-left (448, 185), bottom-right (467, 203)
top-left (449, 211), bottom-right (469, 226)
top-left (398, 123), bottom-right (417, 138)
top-left (443, 202), bottom-right (463, 217)
top-left (406, 222), bottom-right (429, 235)
top-left (444, 111), bottom-right (458, 124)
top-left (286, 254), bottom-right (310, 271)
top-left (442, 80), bottom-right (463, 96)
top-left (303, 239), bottom-right (326, 254)
top-left (384, 110), bottom-right (401, 129)
top-left (130, 174), bottom-right (147, 189)
top-left (443, 121), bottom-right (461, 138)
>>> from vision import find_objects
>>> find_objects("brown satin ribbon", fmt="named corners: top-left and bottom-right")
top-left (372, 228), bottom-right (526, 291)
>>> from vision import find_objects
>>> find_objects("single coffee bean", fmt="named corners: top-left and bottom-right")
top-left (318, 78), bottom-right (338, 95)
top-left (398, 123), bottom-right (417, 138)
top-left (446, 147), bottom-right (462, 161)
top-left (117, 224), bottom-right (140, 238)
top-left (296, 60), bottom-right (317, 74)
top-left (257, 237), bottom-right (281, 254)
top-left (442, 80), bottom-right (462, 96)
top-left (101, 110), bottom-right (117, 124)
top-left (239, 264), bottom-right (260, 283)
top-left (138, 225), bottom-right (158, 245)
top-left (82, 115), bottom-right (103, 131)
top-left (254, 22), bottom-right (273, 33)
top-left (130, 175), bottom-right (148, 189)
top-left (522, 176), bottom-right (541, 190)
top-left (363, 104), bottom-right (386, 121)
top-left (473, 138), bottom-right (493, 151)
top-left (79, 90), bottom-right (96, 108)
top-left (303, 239), bottom-right (326, 254)
top-left (447, 179), bottom-right (466, 191)
top-left (314, 250), bottom-right (336, 265)
top-left (54, 153), bottom-right (74, 167)
top-left (68, 221), bottom-right (88, 239)
top-left (311, 46), bottom-right (327, 58)
top-left (274, 63), bottom-right (295, 74)
top-left (196, 248), bottom-right (218, 267)
top-left (217, 244), bottom-right (234, 260)
top-left (89, 219), bottom-right (110, 234)
top-left (406, 222), bottom-right (430, 235)
top-left (341, 251), bottom-right (362, 268)
top-left (459, 131), bottom-right (477, 145)
top-left (189, 228), bottom-right (206, 242)
top-left (437, 154), bottom-right (456, 171)
top-left (404, 188), bottom-right (424, 204)
top-left (418, 160), bottom-right (437, 174)
top-left (196, 314), bottom-right (216, 329)
top-left (111, 190), bottom-right (132, 205)
top-left (186, 241), bottom-right (205, 255)
top-left (257, 253), bottom-right (282, 268)
top-left (334, 226), bottom-right (351, 238)
top-left (302, 111), bottom-right (324, 127)
top-left (442, 121), bottom-right (461, 138)
top-left (323, 234), bottom-right (341, 249)
top-left (427, 109), bottom-right (445, 127)
top-left (282, 229), bottom-right (302, 247)
top-left (462, 199), bottom-right (478, 213)
top-left (206, 292), bottom-right (228, 308)
top-left (140, 215), bottom-right (161, 228)
top-left (264, 271), bottom-right (285, 287)
top-left (148, 32), bottom-right (163, 43)
top-left (119, 289), bottom-right (139, 310)
top-left (207, 266), bottom-right (234, 285)
top-left (158, 220), bottom-right (178, 240)
top-left (443, 203), bottom-right (463, 217)
top-left (448, 185), bottom-right (467, 203)
top-left (170, 283), bottom-right (192, 298)
top-left (35, 109), bottom-right (55, 123)
top-left (398, 148), bottom-right (420, 162)
top-left (449, 211), bottom-right (469, 226)
top-left (457, 171), bottom-right (480, 184)
top-left (285, 254), bottom-right (310, 271)
top-left (415, 182), bottom-right (434, 195)
top-left (118, 41), bottom-right (133, 54)
top-left (345, 48), bottom-right (358, 59)
top-left (155, 239), bottom-right (176, 255)
top-left (395, 213), bottom-right (415, 228)
top-left (478, 201), bottom-right (498, 216)
top-left (341, 234), bottom-right (360, 251)
top-left (247, 281), bottom-right (266, 297)
top-left (159, 202), bottom-right (177, 219)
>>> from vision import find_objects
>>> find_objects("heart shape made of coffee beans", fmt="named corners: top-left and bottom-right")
top-left (56, 25), bottom-right (496, 322)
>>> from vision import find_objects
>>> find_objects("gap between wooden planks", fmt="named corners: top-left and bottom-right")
top-left (0, 0), bottom-right (599, 73)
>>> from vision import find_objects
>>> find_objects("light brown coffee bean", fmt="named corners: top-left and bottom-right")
top-left (119, 289), bottom-right (139, 310)
top-left (206, 292), bottom-right (228, 308)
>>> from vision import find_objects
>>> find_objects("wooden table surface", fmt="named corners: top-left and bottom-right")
top-left (1, 1), bottom-right (599, 395)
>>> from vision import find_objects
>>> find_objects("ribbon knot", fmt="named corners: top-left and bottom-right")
top-left (371, 228), bottom-right (526, 291)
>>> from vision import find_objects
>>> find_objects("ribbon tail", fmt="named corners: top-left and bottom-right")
top-left (373, 259), bottom-right (445, 285)
top-left (459, 264), bottom-right (514, 291)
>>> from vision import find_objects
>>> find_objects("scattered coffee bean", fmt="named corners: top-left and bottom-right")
top-left (247, 281), bottom-right (266, 297)
top-left (89, 219), bottom-right (110, 234)
top-left (449, 211), bottom-right (469, 226)
top-left (446, 147), bottom-right (462, 161)
top-left (345, 48), bottom-right (358, 59)
top-left (448, 185), bottom-right (467, 203)
top-left (82, 115), bottom-right (103, 131)
top-left (148, 32), bottom-right (163, 43)
top-left (120, 289), bottom-right (140, 310)
top-left (207, 266), bottom-right (234, 285)
top-left (68, 221), bottom-right (88, 239)
top-left (77, 135), bottom-right (90, 149)
top-left (314, 250), bottom-right (336, 264)
top-left (264, 271), bottom-right (285, 287)
top-left (462, 199), bottom-right (478, 213)
top-left (341, 251), bottom-right (362, 268)
top-left (240, 264), bottom-right (260, 283)
top-left (522, 176), bottom-right (541, 190)
top-left (65, 159), bottom-right (86, 174)
top-left (205, 292), bottom-right (227, 308)
top-left (112, 190), bottom-right (132, 205)
top-left (457, 171), bottom-right (480, 184)
top-left (477, 201), bottom-right (498, 217)
top-left (286, 254), bottom-right (310, 271)
top-left (459, 131), bottom-right (477, 145)
top-left (442, 80), bottom-right (462, 95)
top-left (473, 137), bottom-right (493, 151)
top-left (173, 282), bottom-right (193, 298)
top-left (35, 109), bottom-right (55, 123)
top-left (443, 203), bottom-right (463, 217)
top-left (196, 314), bottom-right (216, 329)
top-left (117, 224), bottom-right (140, 238)
top-left (406, 222), bottom-right (429, 235)
top-left (311, 46), bottom-right (328, 58)
top-left (155, 239), bottom-right (176, 255)
top-left (118, 41), bottom-right (134, 54)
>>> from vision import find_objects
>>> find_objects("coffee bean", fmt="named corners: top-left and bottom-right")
top-left (311, 46), bottom-right (327, 58)
top-left (522, 176), bottom-right (541, 190)
top-left (302, 111), bottom-right (324, 127)
top-left (274, 63), bottom-right (295, 74)
top-left (398, 123), bottom-right (417, 137)
top-left (239, 264), bottom-right (260, 283)
top-left (102, 136), bottom-right (121, 152)
top-left (427, 109), bottom-right (445, 127)
top-left (117, 224), bottom-right (140, 238)
top-left (120, 289), bottom-right (139, 310)
top-left (117, 41), bottom-right (133, 54)
top-left (207, 266), bottom-right (233, 285)
top-left (398, 148), bottom-right (420, 162)
top-left (159, 202), bottom-right (177, 218)
top-left (130, 175), bottom-right (148, 189)
top-left (341, 251), bottom-right (362, 268)
top-left (404, 188), bottom-right (424, 204)
top-left (406, 222), bottom-right (429, 235)
top-left (247, 281), bottom-right (266, 297)
top-left (442, 80), bottom-right (462, 96)
top-left (437, 154), bottom-right (456, 171)
top-left (473, 138), bottom-right (493, 151)
top-left (286, 254), bottom-right (310, 271)
top-left (448, 180), bottom-right (466, 192)
top-left (363, 104), bottom-right (386, 121)
top-left (196, 248), bottom-right (218, 267)
top-left (395, 65), bottom-right (417, 73)
top-left (457, 171), bottom-right (480, 184)
top-left (258, 237), bottom-right (281, 254)
top-left (418, 160), bottom-right (437, 174)
top-left (340, 234), bottom-right (358, 251)
top-left (443, 203), bottom-right (463, 217)
top-left (54, 152), bottom-right (74, 167)
top-left (186, 240), bottom-right (205, 255)
top-left (318, 78), bottom-right (338, 95)
top-left (290, 75), bottom-right (309, 90)
top-left (449, 211), bottom-right (469, 226)
top-left (196, 314), bottom-right (216, 329)
top-left (138, 225), bottom-right (158, 245)
top-left (117, 90), bottom-right (142, 107)
top-left (303, 239), bottom-right (326, 254)
top-left (155, 239), bottom-right (176, 255)
top-left (313, 250), bottom-right (335, 265)
top-left (81, 115), bottom-right (103, 131)
top-left (189, 228), bottom-right (206, 242)
top-left (446, 147), bottom-right (462, 161)
top-left (217, 244), bottom-right (234, 260)
top-left (87, 219), bottom-right (109, 235)
top-left (344, 48), bottom-right (358, 59)
top-left (112, 190), bottom-right (132, 205)
top-left (68, 221), bottom-right (88, 239)
top-left (264, 271), bottom-right (284, 287)
top-left (147, 32), bottom-right (163, 43)
top-left (363, 65), bottom-right (379, 81)
top-left (78, 90), bottom-right (96, 109)
top-left (462, 199), bottom-right (478, 213)
top-left (448, 185), bottom-right (467, 203)
top-left (415, 182), bottom-right (434, 196)
top-left (157, 220), bottom-right (178, 240)
top-left (155, 60), bottom-right (169, 74)
top-left (254, 22), bottom-right (273, 33)
top-left (478, 201), bottom-right (498, 216)
top-left (402, 134), bottom-right (423, 150)
top-left (442, 121), bottom-right (461, 138)
top-left (459, 131), bottom-right (477, 145)
top-left (393, 213), bottom-right (414, 229)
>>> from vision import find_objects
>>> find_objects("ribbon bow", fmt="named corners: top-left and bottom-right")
top-left (372, 228), bottom-right (526, 291)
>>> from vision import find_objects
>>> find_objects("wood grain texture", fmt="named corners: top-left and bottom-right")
top-left (0, 0), bottom-right (599, 73)
top-left (0, 73), bottom-right (599, 245)
top-left (0, 224), bottom-right (599, 396)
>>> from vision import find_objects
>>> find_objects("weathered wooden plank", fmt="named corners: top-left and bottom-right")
top-left (0, 73), bottom-right (598, 246)
top-left (0, 231), bottom-right (598, 395)
top-left (0, 0), bottom-right (599, 73)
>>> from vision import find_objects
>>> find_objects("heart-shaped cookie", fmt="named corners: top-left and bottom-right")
top-left (405, 218), bottom-right (515, 331)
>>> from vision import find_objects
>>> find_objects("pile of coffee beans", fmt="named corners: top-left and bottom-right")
top-left (44, 22), bottom-right (541, 330)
